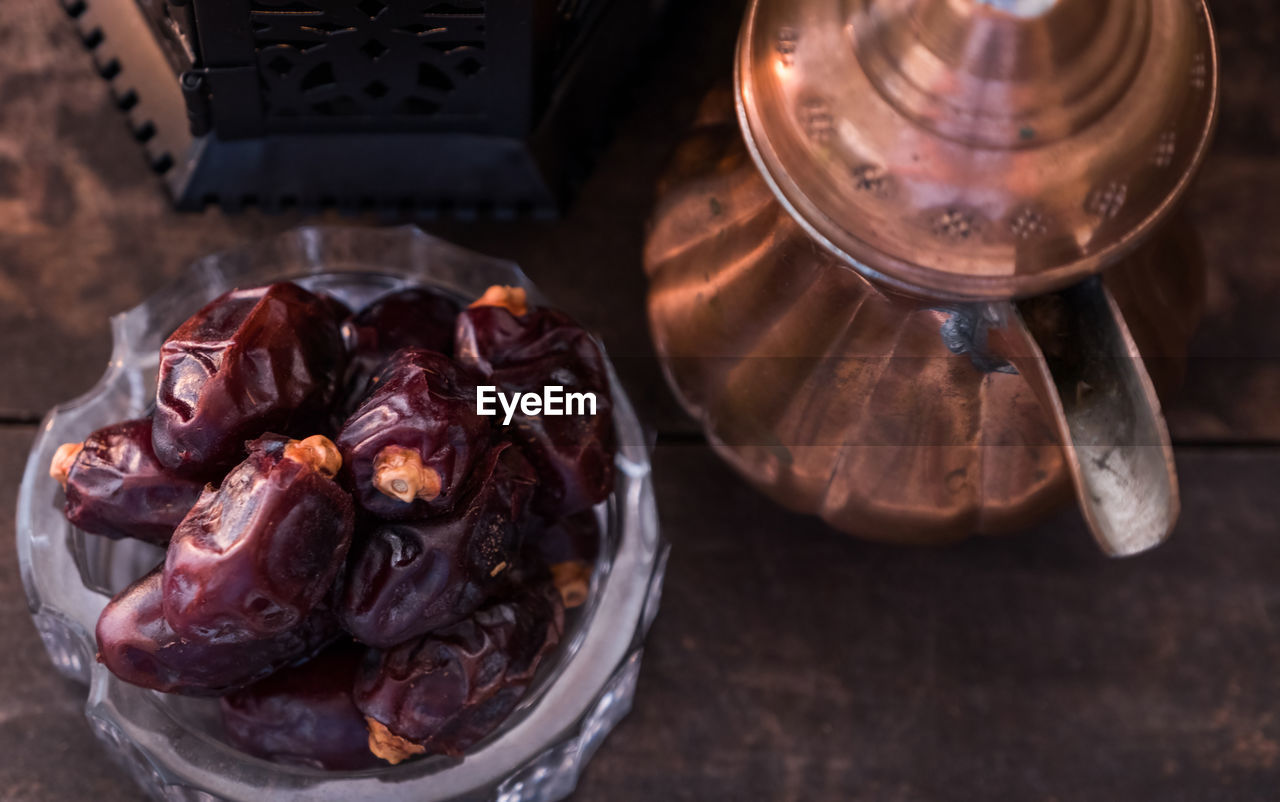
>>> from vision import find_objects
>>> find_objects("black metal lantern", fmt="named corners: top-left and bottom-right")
top-left (61, 0), bottom-right (656, 215)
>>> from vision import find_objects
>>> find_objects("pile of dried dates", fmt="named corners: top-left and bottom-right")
top-left (50, 281), bottom-right (614, 769)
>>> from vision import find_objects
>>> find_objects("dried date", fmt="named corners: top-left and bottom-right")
top-left (355, 581), bottom-right (564, 762)
top-left (153, 282), bottom-right (347, 478)
top-left (340, 288), bottom-right (459, 413)
top-left (220, 642), bottom-right (381, 770)
top-left (340, 442), bottom-right (536, 648)
top-left (163, 434), bottom-right (354, 640)
top-left (455, 287), bottom-right (616, 518)
top-left (523, 511), bottom-right (601, 610)
top-left (49, 418), bottom-right (203, 545)
top-left (96, 567), bottom-right (338, 696)
top-left (336, 348), bottom-right (490, 520)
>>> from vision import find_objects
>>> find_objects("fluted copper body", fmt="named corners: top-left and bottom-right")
top-left (644, 0), bottom-right (1218, 552)
top-left (645, 93), bottom-right (1205, 546)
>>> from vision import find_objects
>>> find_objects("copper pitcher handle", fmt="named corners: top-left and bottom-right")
top-left (990, 277), bottom-right (1179, 556)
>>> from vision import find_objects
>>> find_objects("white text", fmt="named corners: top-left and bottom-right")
top-left (476, 385), bottom-right (598, 426)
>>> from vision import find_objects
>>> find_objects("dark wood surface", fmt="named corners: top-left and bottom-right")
top-left (0, 0), bottom-right (1278, 800)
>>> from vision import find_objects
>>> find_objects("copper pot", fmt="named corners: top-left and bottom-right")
top-left (644, 0), bottom-right (1218, 555)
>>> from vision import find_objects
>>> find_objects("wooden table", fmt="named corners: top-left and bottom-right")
top-left (1, 0), bottom-right (1277, 799)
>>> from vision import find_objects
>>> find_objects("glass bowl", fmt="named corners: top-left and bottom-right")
top-left (15, 226), bottom-right (667, 801)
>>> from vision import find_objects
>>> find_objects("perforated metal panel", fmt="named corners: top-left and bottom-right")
top-left (249, 0), bottom-right (493, 131)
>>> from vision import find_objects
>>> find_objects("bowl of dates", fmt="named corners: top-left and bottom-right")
top-left (16, 226), bottom-right (666, 801)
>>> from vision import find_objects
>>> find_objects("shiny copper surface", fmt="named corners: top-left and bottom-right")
top-left (737, 0), bottom-right (1218, 300)
top-left (644, 95), bottom-right (1205, 549)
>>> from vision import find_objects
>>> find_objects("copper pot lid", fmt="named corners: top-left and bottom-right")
top-left (736, 0), bottom-right (1219, 300)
